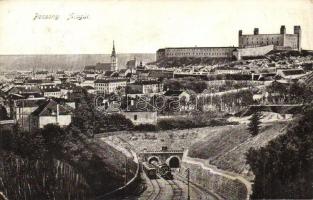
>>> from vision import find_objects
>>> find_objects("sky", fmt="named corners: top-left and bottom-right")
top-left (0, 0), bottom-right (312, 54)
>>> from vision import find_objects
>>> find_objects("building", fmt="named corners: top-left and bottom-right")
top-left (38, 82), bottom-right (57, 90)
top-left (156, 47), bottom-right (236, 61)
top-left (80, 77), bottom-right (95, 88)
top-left (238, 25), bottom-right (301, 51)
top-left (127, 79), bottom-right (163, 95)
top-left (148, 69), bottom-right (174, 79)
top-left (8, 86), bottom-right (43, 99)
top-left (84, 63), bottom-right (112, 74)
top-left (42, 88), bottom-right (62, 98)
top-left (83, 41), bottom-right (118, 73)
top-left (164, 90), bottom-right (190, 102)
top-left (118, 69), bottom-right (132, 77)
top-left (12, 99), bottom-right (46, 130)
top-left (83, 86), bottom-right (95, 94)
top-left (94, 78), bottom-right (127, 94)
top-left (122, 111), bottom-right (157, 125)
top-left (126, 57), bottom-right (137, 73)
top-left (276, 69), bottom-right (306, 80)
top-left (31, 99), bottom-right (73, 129)
top-left (214, 67), bottom-right (243, 74)
top-left (34, 71), bottom-right (50, 79)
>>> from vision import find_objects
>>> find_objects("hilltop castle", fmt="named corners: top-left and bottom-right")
top-left (238, 25), bottom-right (301, 51)
top-left (156, 25), bottom-right (301, 61)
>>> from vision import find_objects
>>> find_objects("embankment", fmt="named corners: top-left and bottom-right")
top-left (180, 151), bottom-right (251, 200)
top-left (94, 136), bottom-right (141, 199)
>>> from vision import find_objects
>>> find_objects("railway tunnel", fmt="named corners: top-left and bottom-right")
top-left (140, 147), bottom-right (184, 168)
top-left (148, 156), bottom-right (160, 164)
top-left (167, 156), bottom-right (180, 168)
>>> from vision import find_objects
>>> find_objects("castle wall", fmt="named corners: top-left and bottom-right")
top-left (239, 34), bottom-right (284, 48)
top-left (157, 47), bottom-right (236, 60)
top-left (238, 26), bottom-right (301, 50)
top-left (283, 34), bottom-right (298, 50)
top-left (234, 45), bottom-right (274, 59)
top-left (164, 47), bottom-right (235, 58)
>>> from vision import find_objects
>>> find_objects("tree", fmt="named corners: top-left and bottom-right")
top-left (41, 124), bottom-right (66, 157)
top-left (0, 105), bottom-right (8, 120)
top-left (247, 110), bottom-right (262, 136)
top-left (246, 106), bottom-right (313, 199)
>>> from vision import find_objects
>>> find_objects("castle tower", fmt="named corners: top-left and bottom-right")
top-left (254, 28), bottom-right (259, 35)
top-left (280, 25), bottom-right (286, 34)
top-left (294, 26), bottom-right (302, 51)
top-left (238, 30), bottom-right (243, 48)
top-left (111, 40), bottom-right (118, 71)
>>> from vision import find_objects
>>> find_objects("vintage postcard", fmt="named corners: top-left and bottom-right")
top-left (0, 0), bottom-right (313, 199)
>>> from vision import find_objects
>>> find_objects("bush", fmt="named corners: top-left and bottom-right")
top-left (157, 116), bottom-right (237, 131)
top-left (133, 124), bottom-right (158, 132)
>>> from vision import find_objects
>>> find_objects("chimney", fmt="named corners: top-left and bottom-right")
top-left (254, 28), bottom-right (259, 35)
top-left (280, 25), bottom-right (286, 34)
top-left (239, 30), bottom-right (242, 36)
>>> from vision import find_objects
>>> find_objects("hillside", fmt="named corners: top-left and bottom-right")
top-left (152, 57), bottom-right (233, 68)
top-left (188, 122), bottom-right (288, 179)
top-left (0, 53), bottom-right (155, 71)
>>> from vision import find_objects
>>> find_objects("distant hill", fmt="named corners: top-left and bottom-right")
top-left (0, 53), bottom-right (156, 71)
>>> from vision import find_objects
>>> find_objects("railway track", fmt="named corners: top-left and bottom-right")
top-left (139, 171), bottom-right (161, 200)
top-left (173, 172), bottom-right (219, 200)
top-left (165, 179), bottom-right (184, 200)
top-left (150, 179), bottom-right (162, 200)
top-left (145, 175), bottom-right (183, 200)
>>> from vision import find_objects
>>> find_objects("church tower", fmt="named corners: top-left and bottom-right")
top-left (111, 40), bottom-right (118, 71)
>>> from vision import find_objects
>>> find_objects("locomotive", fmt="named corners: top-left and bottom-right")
top-left (150, 161), bottom-right (173, 180)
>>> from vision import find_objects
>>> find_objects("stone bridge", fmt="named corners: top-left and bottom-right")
top-left (138, 147), bottom-right (184, 168)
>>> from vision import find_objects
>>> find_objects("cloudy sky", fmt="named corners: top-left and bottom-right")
top-left (0, 0), bottom-right (312, 54)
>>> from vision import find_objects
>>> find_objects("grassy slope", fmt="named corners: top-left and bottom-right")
top-left (66, 136), bottom-right (137, 195)
top-left (188, 122), bottom-right (287, 179)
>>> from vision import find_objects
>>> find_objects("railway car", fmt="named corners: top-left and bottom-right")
top-left (150, 161), bottom-right (173, 180)
top-left (142, 162), bottom-right (157, 179)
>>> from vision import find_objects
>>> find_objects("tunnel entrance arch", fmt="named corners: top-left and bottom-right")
top-left (148, 156), bottom-right (160, 164)
top-left (167, 156), bottom-right (180, 168)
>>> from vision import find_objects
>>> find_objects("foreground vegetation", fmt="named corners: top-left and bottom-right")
top-left (0, 88), bottom-right (138, 200)
top-left (247, 106), bottom-right (313, 199)
top-left (0, 125), bottom-right (92, 200)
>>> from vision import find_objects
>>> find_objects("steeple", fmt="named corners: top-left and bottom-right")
top-left (111, 40), bottom-right (116, 57)
top-left (111, 40), bottom-right (118, 71)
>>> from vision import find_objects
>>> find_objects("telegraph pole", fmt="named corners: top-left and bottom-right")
top-left (125, 155), bottom-right (128, 185)
top-left (186, 168), bottom-right (190, 200)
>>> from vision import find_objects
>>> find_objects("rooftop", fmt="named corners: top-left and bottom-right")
top-left (95, 78), bottom-right (128, 83)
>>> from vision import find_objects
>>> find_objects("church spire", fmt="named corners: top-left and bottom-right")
top-left (111, 40), bottom-right (117, 71)
top-left (111, 40), bottom-right (116, 57)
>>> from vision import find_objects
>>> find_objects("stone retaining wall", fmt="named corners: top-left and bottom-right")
top-left (180, 151), bottom-right (251, 200)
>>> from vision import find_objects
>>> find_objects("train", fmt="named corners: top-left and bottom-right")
top-left (142, 161), bottom-right (173, 180)
top-left (151, 161), bottom-right (173, 180)
top-left (142, 162), bottom-right (157, 179)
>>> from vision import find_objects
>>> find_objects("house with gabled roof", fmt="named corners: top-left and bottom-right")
top-left (31, 99), bottom-right (73, 129)
top-left (163, 90), bottom-right (190, 102)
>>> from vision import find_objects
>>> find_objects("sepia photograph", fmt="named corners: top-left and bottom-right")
top-left (0, 0), bottom-right (313, 199)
